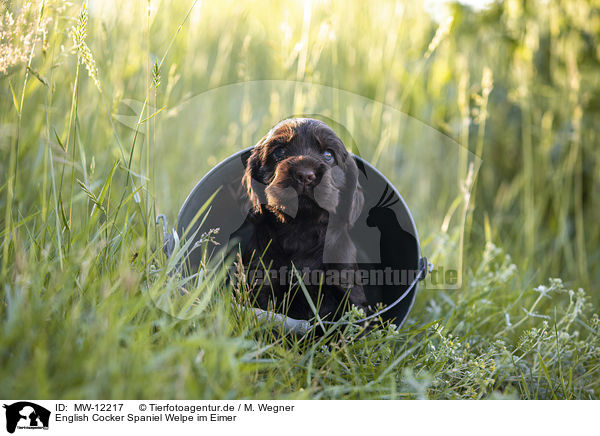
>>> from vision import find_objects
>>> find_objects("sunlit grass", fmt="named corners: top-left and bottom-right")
top-left (0, 0), bottom-right (598, 399)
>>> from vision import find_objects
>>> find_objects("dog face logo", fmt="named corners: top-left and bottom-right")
top-left (3, 402), bottom-right (50, 433)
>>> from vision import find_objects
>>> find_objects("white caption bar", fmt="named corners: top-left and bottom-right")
top-left (0, 400), bottom-right (595, 436)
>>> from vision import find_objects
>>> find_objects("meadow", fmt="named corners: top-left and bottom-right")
top-left (0, 0), bottom-right (598, 399)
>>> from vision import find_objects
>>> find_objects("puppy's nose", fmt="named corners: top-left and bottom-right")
top-left (295, 168), bottom-right (316, 185)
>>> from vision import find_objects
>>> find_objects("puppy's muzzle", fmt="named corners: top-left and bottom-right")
top-left (294, 168), bottom-right (316, 187)
top-left (288, 158), bottom-right (324, 193)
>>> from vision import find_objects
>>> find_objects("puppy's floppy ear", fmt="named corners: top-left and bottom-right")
top-left (335, 153), bottom-right (364, 227)
top-left (242, 148), bottom-right (266, 213)
top-left (349, 182), bottom-right (364, 226)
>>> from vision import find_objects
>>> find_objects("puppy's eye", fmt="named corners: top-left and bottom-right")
top-left (272, 148), bottom-right (286, 160)
top-left (323, 149), bottom-right (334, 162)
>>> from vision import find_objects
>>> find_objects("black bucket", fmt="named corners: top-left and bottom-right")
top-left (160, 147), bottom-right (429, 331)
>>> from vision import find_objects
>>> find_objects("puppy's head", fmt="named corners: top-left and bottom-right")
top-left (243, 118), bottom-right (363, 225)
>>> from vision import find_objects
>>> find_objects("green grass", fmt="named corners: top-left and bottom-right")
top-left (0, 0), bottom-right (599, 399)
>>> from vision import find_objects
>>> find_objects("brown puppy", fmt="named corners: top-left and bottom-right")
top-left (233, 118), bottom-right (368, 320)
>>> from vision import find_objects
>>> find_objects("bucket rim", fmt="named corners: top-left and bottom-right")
top-left (173, 146), bottom-right (425, 330)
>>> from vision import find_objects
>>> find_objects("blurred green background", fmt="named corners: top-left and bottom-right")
top-left (3, 0), bottom-right (598, 291)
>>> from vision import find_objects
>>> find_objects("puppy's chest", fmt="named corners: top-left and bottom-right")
top-left (258, 221), bottom-right (326, 264)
